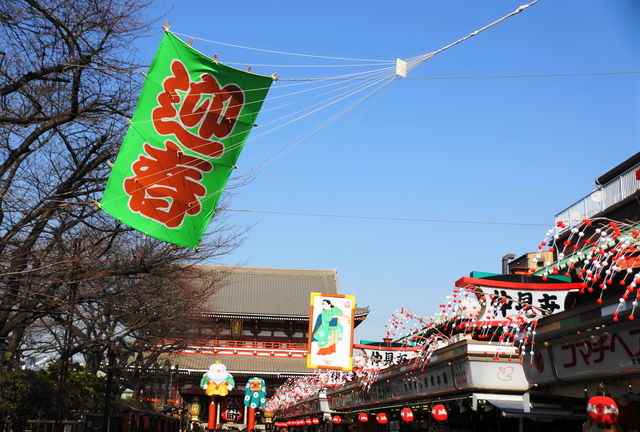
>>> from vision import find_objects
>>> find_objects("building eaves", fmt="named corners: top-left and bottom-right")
top-left (155, 352), bottom-right (312, 376)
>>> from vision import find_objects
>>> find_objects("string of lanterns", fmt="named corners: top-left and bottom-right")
top-left (276, 405), bottom-right (449, 429)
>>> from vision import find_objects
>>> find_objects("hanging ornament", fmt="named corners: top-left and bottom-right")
top-left (587, 395), bottom-right (619, 425)
top-left (431, 404), bottom-right (448, 422)
top-left (305, 419), bottom-right (312, 425)
top-left (333, 415), bottom-right (342, 424)
top-left (312, 418), bottom-right (320, 425)
top-left (358, 413), bottom-right (369, 422)
top-left (376, 413), bottom-right (389, 424)
top-left (400, 407), bottom-right (415, 422)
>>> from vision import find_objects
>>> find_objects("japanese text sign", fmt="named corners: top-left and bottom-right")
top-left (101, 31), bottom-right (272, 247)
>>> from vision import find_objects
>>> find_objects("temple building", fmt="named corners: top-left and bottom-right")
top-left (138, 266), bottom-right (369, 429)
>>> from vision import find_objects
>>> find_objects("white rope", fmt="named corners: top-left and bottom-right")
top-left (171, 31), bottom-right (395, 63)
top-left (407, 0), bottom-right (541, 71)
top-left (101, 1), bottom-right (545, 235)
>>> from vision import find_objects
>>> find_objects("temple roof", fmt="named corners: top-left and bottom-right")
top-left (196, 265), bottom-right (359, 318)
top-left (157, 352), bottom-right (310, 377)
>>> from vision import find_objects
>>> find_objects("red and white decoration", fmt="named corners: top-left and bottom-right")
top-left (265, 218), bottom-right (640, 415)
top-left (431, 404), bottom-right (448, 422)
top-left (400, 407), bottom-right (414, 422)
top-left (587, 395), bottom-right (619, 425)
top-left (376, 413), bottom-right (388, 424)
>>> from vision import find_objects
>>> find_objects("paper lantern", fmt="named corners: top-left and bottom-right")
top-left (587, 396), bottom-right (619, 425)
top-left (333, 415), bottom-right (342, 424)
top-left (312, 418), bottom-right (320, 425)
top-left (400, 407), bottom-right (414, 422)
top-left (376, 413), bottom-right (388, 424)
top-left (358, 413), bottom-right (369, 422)
top-left (305, 419), bottom-right (312, 425)
top-left (432, 404), bottom-right (448, 422)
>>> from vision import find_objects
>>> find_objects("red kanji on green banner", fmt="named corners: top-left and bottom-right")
top-left (101, 31), bottom-right (272, 248)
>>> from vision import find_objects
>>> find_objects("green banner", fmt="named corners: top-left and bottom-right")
top-left (101, 32), bottom-right (272, 248)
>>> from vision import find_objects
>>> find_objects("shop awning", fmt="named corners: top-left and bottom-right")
top-left (472, 392), bottom-right (586, 419)
top-left (472, 393), bottom-right (527, 413)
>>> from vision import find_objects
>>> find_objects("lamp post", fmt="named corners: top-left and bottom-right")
top-left (162, 359), bottom-right (172, 408)
top-left (102, 345), bottom-right (118, 432)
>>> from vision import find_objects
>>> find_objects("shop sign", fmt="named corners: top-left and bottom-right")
top-left (475, 285), bottom-right (570, 321)
top-left (400, 364), bottom-right (455, 395)
top-left (453, 361), bottom-right (528, 391)
top-left (359, 348), bottom-right (417, 368)
top-left (528, 319), bottom-right (640, 383)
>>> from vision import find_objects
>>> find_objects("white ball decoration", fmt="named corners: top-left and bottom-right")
top-left (458, 296), bottom-right (481, 319)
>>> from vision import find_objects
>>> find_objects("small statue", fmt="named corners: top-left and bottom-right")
top-left (200, 361), bottom-right (235, 396)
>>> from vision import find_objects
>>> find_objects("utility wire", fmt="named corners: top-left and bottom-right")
top-left (224, 209), bottom-right (550, 227)
top-left (3, 51), bottom-right (636, 79)
top-left (0, 193), bottom-right (550, 228)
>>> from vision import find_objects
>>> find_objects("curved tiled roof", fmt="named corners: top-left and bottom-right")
top-left (196, 266), bottom-right (344, 317)
top-left (157, 352), bottom-right (310, 376)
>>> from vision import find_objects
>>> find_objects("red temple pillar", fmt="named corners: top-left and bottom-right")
top-left (246, 408), bottom-right (255, 430)
top-left (208, 397), bottom-right (216, 429)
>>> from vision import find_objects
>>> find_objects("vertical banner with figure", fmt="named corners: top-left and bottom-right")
top-left (101, 31), bottom-right (273, 248)
top-left (307, 293), bottom-right (355, 370)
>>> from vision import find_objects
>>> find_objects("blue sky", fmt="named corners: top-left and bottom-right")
top-left (139, 0), bottom-right (639, 342)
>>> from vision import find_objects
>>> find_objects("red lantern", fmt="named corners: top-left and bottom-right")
top-left (298, 420), bottom-right (305, 426)
top-left (305, 419), bottom-right (312, 425)
top-left (333, 415), bottom-right (342, 424)
top-left (376, 413), bottom-right (388, 424)
top-left (312, 418), bottom-right (320, 425)
top-left (431, 404), bottom-right (448, 422)
top-left (587, 396), bottom-right (619, 425)
top-left (358, 413), bottom-right (369, 423)
top-left (400, 407), bottom-right (414, 422)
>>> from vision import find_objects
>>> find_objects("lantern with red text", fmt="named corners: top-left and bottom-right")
top-left (358, 413), bottom-right (369, 423)
top-left (400, 408), bottom-right (414, 422)
top-left (312, 418), bottom-right (320, 425)
top-left (431, 404), bottom-right (448, 422)
top-left (333, 416), bottom-right (342, 425)
top-left (376, 413), bottom-right (389, 424)
top-left (587, 396), bottom-right (619, 425)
